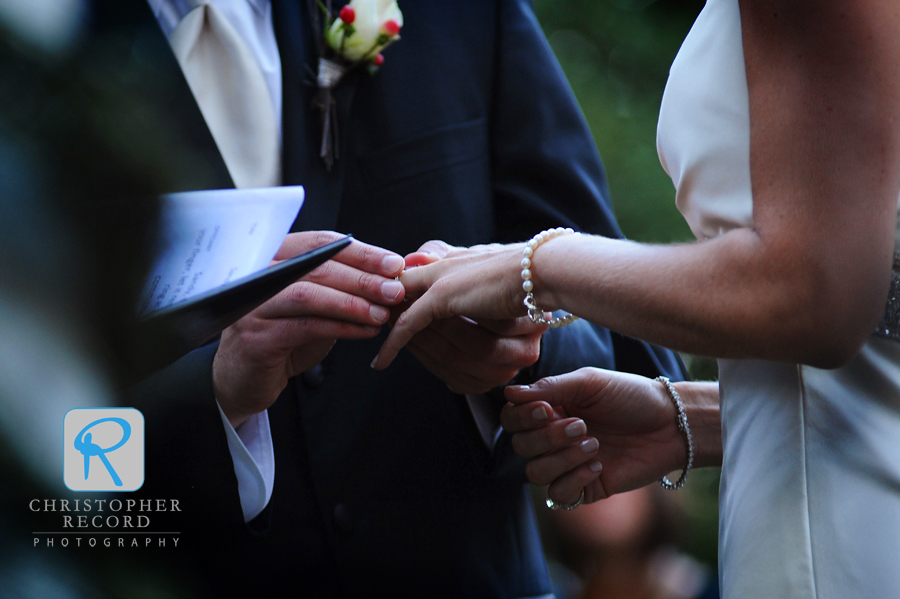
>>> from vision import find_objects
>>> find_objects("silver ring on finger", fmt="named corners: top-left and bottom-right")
top-left (545, 488), bottom-right (584, 511)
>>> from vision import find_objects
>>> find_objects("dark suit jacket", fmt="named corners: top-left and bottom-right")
top-left (125, 0), bottom-right (687, 597)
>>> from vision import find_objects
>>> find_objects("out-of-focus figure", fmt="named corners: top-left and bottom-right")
top-left (539, 486), bottom-right (719, 599)
top-left (0, 1), bottom-right (202, 595)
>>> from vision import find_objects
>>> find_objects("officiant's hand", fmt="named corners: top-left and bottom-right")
top-left (214, 231), bottom-right (406, 428)
top-left (393, 241), bottom-right (545, 394)
top-left (500, 368), bottom-right (721, 506)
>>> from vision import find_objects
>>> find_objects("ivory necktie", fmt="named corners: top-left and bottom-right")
top-left (170, 1), bottom-right (280, 188)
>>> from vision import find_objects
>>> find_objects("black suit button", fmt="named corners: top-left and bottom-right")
top-left (301, 364), bottom-right (324, 388)
top-left (332, 503), bottom-right (354, 533)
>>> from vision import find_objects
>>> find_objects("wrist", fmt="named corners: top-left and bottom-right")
top-left (520, 228), bottom-right (580, 327)
top-left (213, 379), bottom-right (255, 429)
top-left (212, 349), bottom-right (272, 429)
top-left (655, 376), bottom-right (693, 489)
top-left (672, 381), bottom-right (722, 469)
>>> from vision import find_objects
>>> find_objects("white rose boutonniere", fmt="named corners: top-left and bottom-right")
top-left (310, 0), bottom-right (404, 169)
top-left (325, 0), bottom-right (403, 65)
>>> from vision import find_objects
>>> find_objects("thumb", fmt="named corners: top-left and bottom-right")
top-left (411, 239), bottom-right (457, 260)
top-left (404, 252), bottom-right (441, 268)
top-left (505, 367), bottom-right (605, 408)
top-left (406, 240), bottom-right (456, 268)
top-left (504, 374), bottom-right (570, 407)
top-left (417, 239), bottom-right (456, 257)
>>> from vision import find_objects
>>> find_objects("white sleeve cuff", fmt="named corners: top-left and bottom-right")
top-left (216, 404), bottom-right (275, 522)
top-left (466, 394), bottom-right (503, 451)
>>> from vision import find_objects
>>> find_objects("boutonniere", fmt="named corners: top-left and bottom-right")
top-left (309, 0), bottom-right (404, 170)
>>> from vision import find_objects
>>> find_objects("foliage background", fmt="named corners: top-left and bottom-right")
top-left (531, 0), bottom-right (721, 571)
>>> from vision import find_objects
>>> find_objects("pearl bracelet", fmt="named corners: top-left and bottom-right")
top-left (655, 376), bottom-right (694, 490)
top-left (521, 228), bottom-right (580, 328)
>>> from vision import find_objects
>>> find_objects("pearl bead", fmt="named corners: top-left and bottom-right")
top-left (521, 228), bottom-right (580, 328)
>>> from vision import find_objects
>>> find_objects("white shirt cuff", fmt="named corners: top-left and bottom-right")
top-left (216, 404), bottom-right (275, 522)
top-left (466, 394), bottom-right (503, 451)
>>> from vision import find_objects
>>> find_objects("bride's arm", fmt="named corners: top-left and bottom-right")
top-left (539, 0), bottom-right (900, 367)
top-left (374, 0), bottom-right (900, 370)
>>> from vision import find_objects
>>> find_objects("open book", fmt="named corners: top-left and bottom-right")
top-left (133, 187), bottom-right (351, 378)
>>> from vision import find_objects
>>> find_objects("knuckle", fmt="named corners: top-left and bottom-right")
top-left (288, 283), bottom-right (313, 308)
top-left (359, 243), bottom-right (380, 266)
top-left (308, 260), bottom-right (337, 282)
top-left (356, 271), bottom-right (380, 295)
top-left (539, 426), bottom-right (558, 452)
top-left (499, 404), bottom-right (522, 432)
top-left (510, 434), bottom-right (528, 457)
top-left (311, 230), bottom-right (340, 246)
top-left (522, 343), bottom-right (541, 366)
top-left (290, 316), bottom-right (316, 337)
top-left (395, 309), bottom-right (411, 327)
top-left (525, 461), bottom-right (550, 486)
top-left (497, 342), bottom-right (539, 369)
top-left (338, 292), bottom-right (364, 316)
top-left (536, 375), bottom-right (559, 395)
top-left (553, 448), bottom-right (579, 473)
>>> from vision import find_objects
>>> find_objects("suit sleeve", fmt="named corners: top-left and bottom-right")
top-left (489, 0), bottom-right (686, 384)
top-left (483, 0), bottom-right (686, 476)
top-left (126, 342), bottom-right (252, 541)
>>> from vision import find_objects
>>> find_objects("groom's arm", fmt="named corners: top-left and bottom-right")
top-left (128, 342), bottom-right (250, 541)
top-left (470, 0), bottom-right (686, 473)
top-left (403, 0), bottom-right (684, 395)
top-left (393, 0), bottom-right (684, 474)
top-left (130, 233), bottom-right (407, 535)
top-left (488, 0), bottom-right (685, 384)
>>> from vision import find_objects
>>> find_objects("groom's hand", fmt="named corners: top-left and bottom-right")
top-left (405, 316), bottom-right (544, 394)
top-left (398, 240), bottom-right (545, 394)
top-left (214, 231), bottom-right (406, 428)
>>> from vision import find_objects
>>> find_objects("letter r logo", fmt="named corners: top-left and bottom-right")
top-left (64, 408), bottom-right (144, 492)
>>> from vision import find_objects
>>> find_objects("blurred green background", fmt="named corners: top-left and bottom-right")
top-left (532, 0), bottom-right (721, 575)
top-left (534, 0), bottom-right (702, 244)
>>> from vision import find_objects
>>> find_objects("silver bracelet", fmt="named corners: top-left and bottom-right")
top-left (655, 376), bottom-right (694, 490)
top-left (521, 228), bottom-right (580, 328)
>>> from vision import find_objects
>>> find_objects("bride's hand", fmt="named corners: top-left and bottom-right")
top-left (371, 240), bottom-right (528, 369)
top-left (500, 368), bottom-right (690, 506)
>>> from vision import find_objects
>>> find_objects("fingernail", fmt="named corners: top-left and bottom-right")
top-left (510, 384), bottom-right (530, 391)
top-left (564, 420), bottom-right (587, 438)
top-left (370, 305), bottom-right (389, 324)
top-left (382, 280), bottom-right (403, 301)
top-left (370, 356), bottom-right (379, 369)
top-left (581, 437), bottom-right (599, 453)
top-left (382, 255), bottom-right (404, 274)
top-left (532, 407), bottom-right (548, 421)
top-left (589, 461), bottom-right (603, 472)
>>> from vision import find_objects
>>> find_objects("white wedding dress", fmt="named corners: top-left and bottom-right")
top-left (657, 1), bottom-right (900, 597)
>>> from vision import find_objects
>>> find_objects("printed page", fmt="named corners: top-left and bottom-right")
top-left (139, 187), bottom-right (304, 316)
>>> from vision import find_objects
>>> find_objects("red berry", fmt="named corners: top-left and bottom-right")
top-left (382, 19), bottom-right (401, 36)
top-left (339, 6), bottom-right (355, 24)
top-left (372, 53), bottom-right (385, 66)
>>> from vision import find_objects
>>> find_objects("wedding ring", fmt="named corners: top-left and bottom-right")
top-left (545, 489), bottom-right (584, 511)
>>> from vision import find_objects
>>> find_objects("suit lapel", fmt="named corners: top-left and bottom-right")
top-left (97, 0), bottom-right (233, 191)
top-left (272, 0), bottom-right (357, 232)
